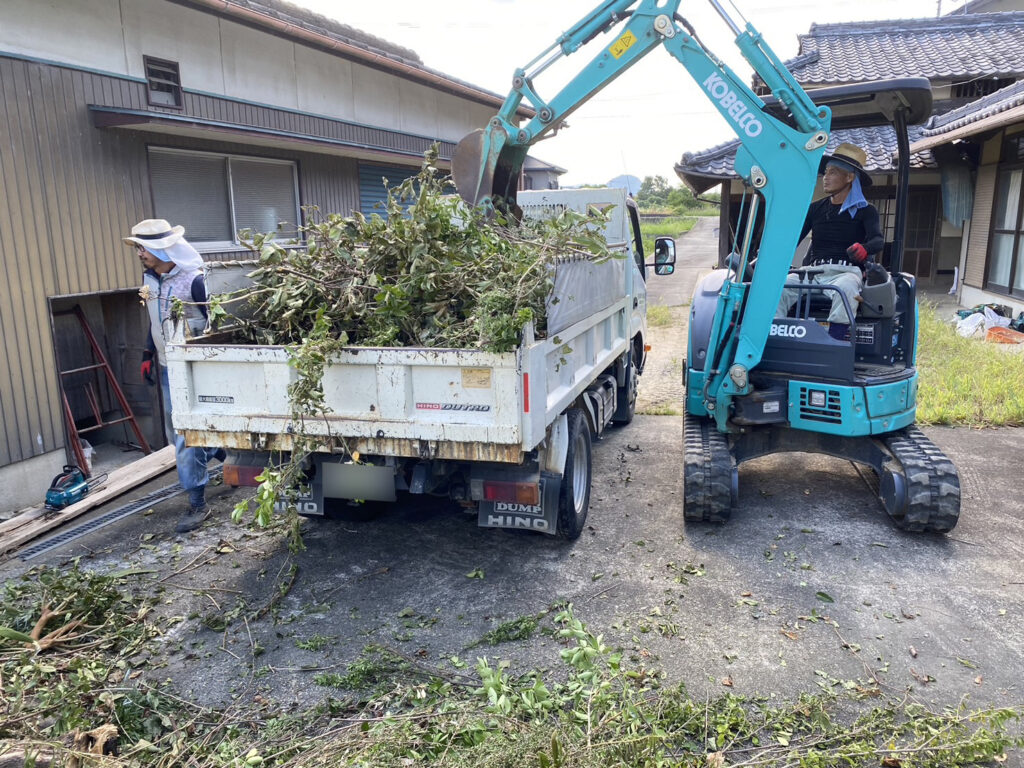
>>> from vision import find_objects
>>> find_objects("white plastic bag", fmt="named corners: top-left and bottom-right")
top-left (983, 306), bottom-right (1011, 329)
top-left (956, 312), bottom-right (985, 337)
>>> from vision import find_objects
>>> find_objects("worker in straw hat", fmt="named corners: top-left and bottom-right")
top-left (775, 142), bottom-right (884, 341)
top-left (124, 219), bottom-right (224, 533)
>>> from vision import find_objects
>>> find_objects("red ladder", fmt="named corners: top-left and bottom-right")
top-left (54, 305), bottom-right (151, 476)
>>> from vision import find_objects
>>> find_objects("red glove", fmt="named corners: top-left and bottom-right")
top-left (141, 358), bottom-right (154, 384)
top-left (846, 243), bottom-right (868, 264)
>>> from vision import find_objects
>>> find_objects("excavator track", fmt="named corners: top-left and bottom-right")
top-left (683, 414), bottom-right (736, 523)
top-left (881, 427), bottom-right (960, 533)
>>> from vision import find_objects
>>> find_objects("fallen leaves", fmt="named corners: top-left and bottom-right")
top-left (910, 668), bottom-right (936, 685)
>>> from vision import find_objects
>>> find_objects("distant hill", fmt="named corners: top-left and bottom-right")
top-left (607, 174), bottom-right (642, 196)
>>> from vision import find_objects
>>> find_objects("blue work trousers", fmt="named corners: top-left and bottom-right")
top-left (160, 365), bottom-right (213, 504)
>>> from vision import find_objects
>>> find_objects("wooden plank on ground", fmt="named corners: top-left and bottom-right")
top-left (0, 445), bottom-right (176, 556)
top-left (0, 506), bottom-right (49, 536)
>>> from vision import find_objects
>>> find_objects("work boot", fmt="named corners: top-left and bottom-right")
top-left (175, 503), bottom-right (210, 533)
top-left (828, 322), bottom-right (850, 341)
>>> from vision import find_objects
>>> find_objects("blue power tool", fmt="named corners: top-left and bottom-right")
top-left (44, 465), bottom-right (108, 511)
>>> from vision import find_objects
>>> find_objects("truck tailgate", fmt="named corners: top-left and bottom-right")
top-left (167, 344), bottom-right (525, 460)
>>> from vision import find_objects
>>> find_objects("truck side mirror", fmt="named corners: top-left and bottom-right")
top-left (651, 236), bottom-right (676, 275)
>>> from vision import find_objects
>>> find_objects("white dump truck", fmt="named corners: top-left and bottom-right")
top-left (166, 187), bottom-right (675, 538)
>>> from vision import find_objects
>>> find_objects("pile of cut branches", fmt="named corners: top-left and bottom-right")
top-left (217, 146), bottom-right (614, 355)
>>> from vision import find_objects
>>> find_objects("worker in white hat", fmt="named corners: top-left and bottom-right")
top-left (125, 219), bottom-right (223, 533)
top-left (776, 142), bottom-right (884, 341)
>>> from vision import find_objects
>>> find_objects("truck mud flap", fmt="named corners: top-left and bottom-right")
top-left (477, 471), bottom-right (560, 534)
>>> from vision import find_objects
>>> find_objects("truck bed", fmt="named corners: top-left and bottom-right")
top-left (167, 298), bottom-right (632, 463)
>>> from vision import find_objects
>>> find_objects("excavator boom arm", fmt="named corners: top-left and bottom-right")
top-left (452, 0), bottom-right (834, 429)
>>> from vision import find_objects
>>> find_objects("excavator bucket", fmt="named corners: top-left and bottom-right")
top-left (452, 124), bottom-right (525, 210)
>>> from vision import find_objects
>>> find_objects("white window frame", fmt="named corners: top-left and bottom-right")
top-left (148, 146), bottom-right (302, 253)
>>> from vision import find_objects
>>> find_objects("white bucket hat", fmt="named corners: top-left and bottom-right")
top-left (123, 219), bottom-right (185, 250)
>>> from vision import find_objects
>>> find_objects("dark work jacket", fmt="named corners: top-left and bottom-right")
top-left (799, 197), bottom-right (884, 266)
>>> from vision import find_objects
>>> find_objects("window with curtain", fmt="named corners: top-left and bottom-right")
top-left (149, 148), bottom-right (300, 249)
top-left (986, 140), bottom-right (1024, 298)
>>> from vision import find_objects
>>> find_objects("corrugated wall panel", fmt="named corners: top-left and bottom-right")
top-left (965, 164), bottom-right (997, 288)
top-left (51, 65), bottom-right (88, 296)
top-left (40, 66), bottom-right (76, 295)
top-left (300, 154), bottom-right (360, 219)
top-left (0, 60), bottom-right (160, 467)
top-left (0, 61), bottom-right (26, 466)
top-left (0, 58), bottom-right (62, 464)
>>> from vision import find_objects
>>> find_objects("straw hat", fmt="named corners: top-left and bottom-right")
top-left (123, 219), bottom-right (185, 249)
top-left (818, 143), bottom-right (872, 188)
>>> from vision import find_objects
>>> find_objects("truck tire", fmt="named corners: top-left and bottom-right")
top-left (612, 360), bottom-right (637, 425)
top-left (557, 409), bottom-right (592, 539)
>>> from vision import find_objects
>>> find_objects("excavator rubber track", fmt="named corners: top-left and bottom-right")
top-left (683, 414), bottom-right (736, 523)
top-left (881, 427), bottom-right (961, 533)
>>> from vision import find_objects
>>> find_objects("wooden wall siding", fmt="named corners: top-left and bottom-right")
top-left (965, 164), bottom-right (997, 288)
top-left (0, 54), bottom-right (410, 467)
top-left (175, 90), bottom-right (457, 160)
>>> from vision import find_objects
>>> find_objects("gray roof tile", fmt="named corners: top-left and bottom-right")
top-left (240, 0), bottom-right (423, 65)
top-left (788, 12), bottom-right (1024, 84)
top-left (920, 77), bottom-right (1024, 136)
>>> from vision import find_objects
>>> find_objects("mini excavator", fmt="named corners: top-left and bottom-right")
top-left (453, 0), bottom-right (960, 532)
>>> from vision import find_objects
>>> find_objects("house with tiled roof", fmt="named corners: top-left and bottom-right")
top-left (0, 0), bottom-right (528, 509)
top-left (522, 156), bottom-right (568, 191)
top-left (675, 10), bottom-right (1024, 292)
top-left (912, 79), bottom-right (1024, 313)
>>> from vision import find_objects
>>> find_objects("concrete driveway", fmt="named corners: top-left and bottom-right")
top-left (3, 415), bottom-right (1021, 720)
top-left (646, 215), bottom-right (719, 309)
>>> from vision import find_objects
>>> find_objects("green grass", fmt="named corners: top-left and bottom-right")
top-left (641, 216), bottom-right (697, 258)
top-left (917, 303), bottom-right (1024, 427)
top-left (647, 304), bottom-right (673, 327)
top-left (638, 404), bottom-right (681, 416)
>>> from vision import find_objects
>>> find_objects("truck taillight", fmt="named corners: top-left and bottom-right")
top-left (223, 463), bottom-right (264, 487)
top-left (482, 480), bottom-right (539, 506)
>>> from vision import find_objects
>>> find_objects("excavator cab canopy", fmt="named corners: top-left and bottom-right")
top-left (762, 77), bottom-right (932, 131)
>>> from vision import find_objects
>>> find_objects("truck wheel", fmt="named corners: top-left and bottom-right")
top-left (612, 361), bottom-right (637, 425)
top-left (557, 409), bottom-right (592, 539)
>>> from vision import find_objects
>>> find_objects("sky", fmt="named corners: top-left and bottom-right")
top-left (299, 0), bottom-right (969, 186)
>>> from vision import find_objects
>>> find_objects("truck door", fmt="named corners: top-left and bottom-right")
top-left (626, 199), bottom-right (648, 346)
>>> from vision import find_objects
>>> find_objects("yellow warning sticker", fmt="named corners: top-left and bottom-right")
top-left (462, 368), bottom-right (492, 389)
top-left (609, 30), bottom-right (638, 59)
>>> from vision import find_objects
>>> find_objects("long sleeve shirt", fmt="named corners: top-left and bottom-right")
top-left (799, 197), bottom-right (884, 267)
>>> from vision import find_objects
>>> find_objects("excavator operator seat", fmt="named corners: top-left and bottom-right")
top-left (858, 263), bottom-right (896, 319)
